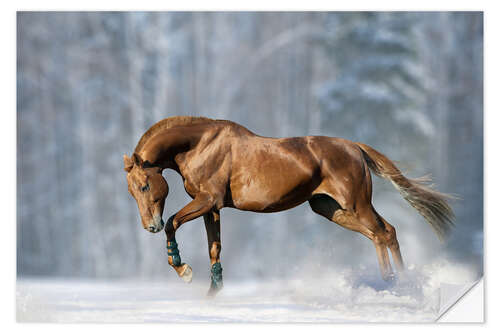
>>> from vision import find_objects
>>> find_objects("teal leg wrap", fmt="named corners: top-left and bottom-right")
top-left (166, 239), bottom-right (181, 267)
top-left (210, 262), bottom-right (223, 291)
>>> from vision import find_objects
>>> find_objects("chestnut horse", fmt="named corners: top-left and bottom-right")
top-left (124, 116), bottom-right (454, 296)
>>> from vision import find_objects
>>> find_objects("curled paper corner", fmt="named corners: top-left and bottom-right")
top-left (437, 278), bottom-right (484, 322)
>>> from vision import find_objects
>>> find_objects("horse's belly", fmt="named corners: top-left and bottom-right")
top-left (232, 187), bottom-right (309, 212)
top-left (230, 164), bottom-right (319, 212)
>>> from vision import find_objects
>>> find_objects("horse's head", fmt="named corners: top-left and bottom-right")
top-left (123, 153), bottom-right (169, 233)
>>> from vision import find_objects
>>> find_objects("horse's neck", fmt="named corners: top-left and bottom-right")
top-left (140, 127), bottom-right (205, 169)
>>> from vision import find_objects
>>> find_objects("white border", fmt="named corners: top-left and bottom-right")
top-left (4, 1), bottom-right (496, 332)
top-left (9, 0), bottom-right (489, 11)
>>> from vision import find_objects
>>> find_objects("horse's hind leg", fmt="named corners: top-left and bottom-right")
top-left (374, 212), bottom-right (405, 273)
top-left (203, 210), bottom-right (223, 297)
top-left (308, 194), bottom-right (395, 281)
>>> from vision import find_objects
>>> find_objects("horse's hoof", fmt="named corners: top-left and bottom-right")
top-left (179, 264), bottom-right (193, 283)
top-left (206, 285), bottom-right (223, 298)
top-left (383, 273), bottom-right (397, 283)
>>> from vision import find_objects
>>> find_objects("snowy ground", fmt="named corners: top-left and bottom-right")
top-left (16, 260), bottom-right (479, 323)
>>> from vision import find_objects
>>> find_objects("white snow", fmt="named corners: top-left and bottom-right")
top-left (16, 259), bottom-right (479, 323)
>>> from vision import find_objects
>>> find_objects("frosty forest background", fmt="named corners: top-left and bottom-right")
top-left (17, 12), bottom-right (483, 284)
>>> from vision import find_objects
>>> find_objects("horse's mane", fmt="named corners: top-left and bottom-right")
top-left (134, 116), bottom-right (218, 153)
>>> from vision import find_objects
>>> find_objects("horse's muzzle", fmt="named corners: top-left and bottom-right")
top-left (147, 216), bottom-right (165, 233)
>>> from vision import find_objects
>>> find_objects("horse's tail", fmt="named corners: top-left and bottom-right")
top-left (355, 142), bottom-right (455, 241)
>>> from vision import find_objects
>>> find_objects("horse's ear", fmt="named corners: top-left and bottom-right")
top-left (132, 153), bottom-right (144, 167)
top-left (123, 154), bottom-right (133, 172)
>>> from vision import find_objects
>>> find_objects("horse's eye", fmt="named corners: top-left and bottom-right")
top-left (141, 183), bottom-right (150, 192)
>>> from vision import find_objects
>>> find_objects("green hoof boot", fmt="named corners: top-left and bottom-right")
top-left (166, 239), bottom-right (181, 267)
top-left (207, 263), bottom-right (223, 297)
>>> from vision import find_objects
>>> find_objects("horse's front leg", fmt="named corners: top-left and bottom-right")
top-left (203, 210), bottom-right (223, 296)
top-left (164, 192), bottom-right (215, 283)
